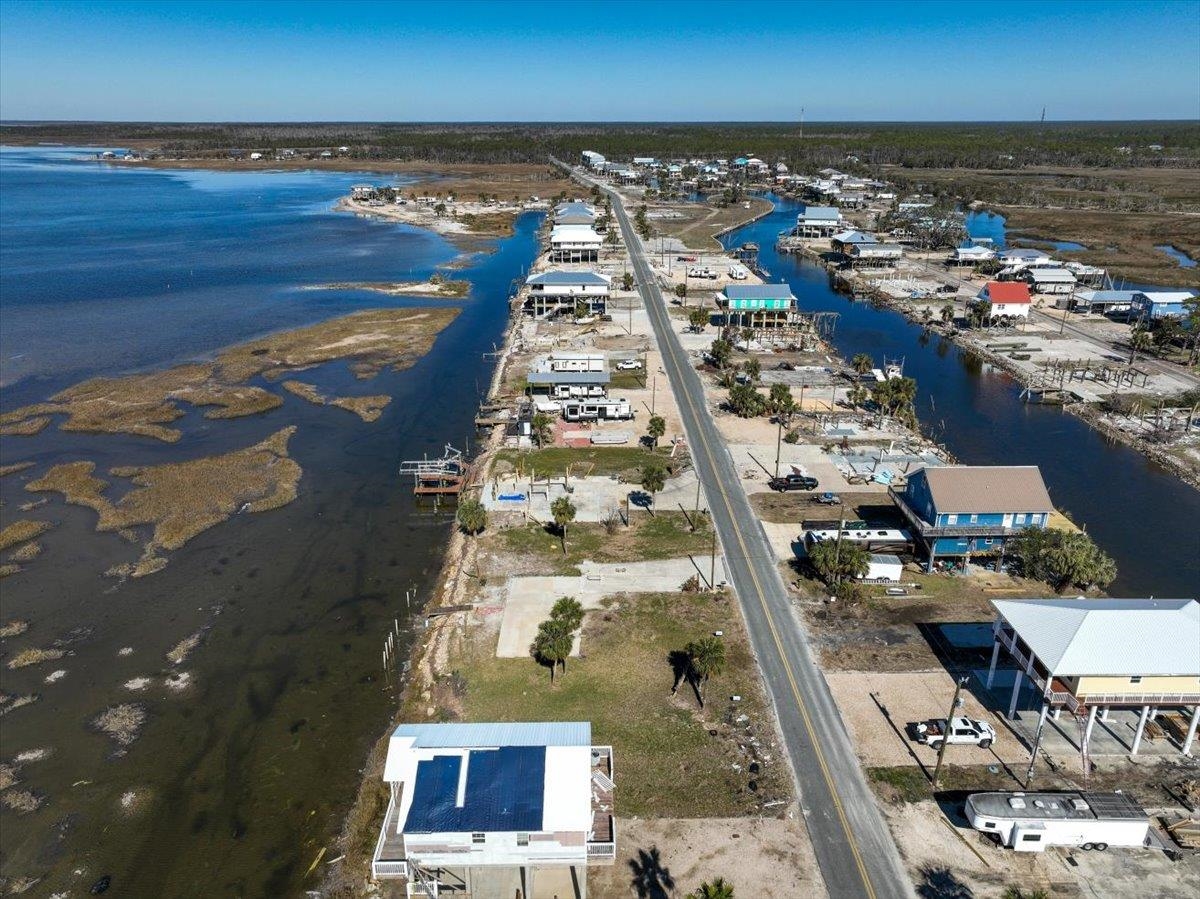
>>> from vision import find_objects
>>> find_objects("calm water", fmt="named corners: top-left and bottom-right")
top-left (0, 147), bottom-right (541, 895)
top-left (1156, 244), bottom-right (1198, 268)
top-left (964, 209), bottom-right (1086, 251)
top-left (726, 195), bottom-right (1200, 598)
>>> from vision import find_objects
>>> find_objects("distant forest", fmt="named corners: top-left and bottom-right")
top-left (3, 121), bottom-right (1198, 169)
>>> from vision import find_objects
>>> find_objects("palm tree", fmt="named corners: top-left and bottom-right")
top-left (689, 878), bottom-right (735, 899)
top-left (549, 596), bottom-right (584, 632)
top-left (1128, 327), bottom-right (1153, 364)
top-left (851, 353), bottom-right (873, 377)
top-left (742, 357), bottom-right (761, 382)
top-left (684, 637), bottom-right (725, 708)
top-left (531, 412), bottom-right (553, 448)
top-left (646, 414), bottom-right (666, 449)
top-left (456, 498), bottom-right (487, 535)
top-left (550, 496), bottom-right (576, 554)
top-left (940, 303), bottom-right (955, 325)
top-left (640, 460), bottom-right (666, 514)
top-left (531, 618), bottom-right (573, 682)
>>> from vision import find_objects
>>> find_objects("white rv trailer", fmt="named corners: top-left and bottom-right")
top-left (562, 398), bottom-right (634, 422)
top-left (965, 791), bottom-right (1150, 852)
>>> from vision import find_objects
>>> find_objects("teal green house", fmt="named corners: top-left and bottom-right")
top-left (717, 283), bottom-right (797, 328)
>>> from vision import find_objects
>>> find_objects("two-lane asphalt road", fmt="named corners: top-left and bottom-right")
top-left (569, 164), bottom-right (914, 899)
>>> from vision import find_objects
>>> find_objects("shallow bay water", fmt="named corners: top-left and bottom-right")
top-left (0, 147), bottom-right (542, 896)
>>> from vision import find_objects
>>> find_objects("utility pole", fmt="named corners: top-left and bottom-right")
top-left (1024, 703), bottom-right (1049, 787)
top-left (774, 413), bottom-right (784, 479)
top-left (710, 530), bottom-right (717, 592)
top-left (932, 676), bottom-right (970, 788)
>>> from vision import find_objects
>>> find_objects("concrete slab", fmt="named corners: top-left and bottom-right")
top-left (495, 557), bottom-right (728, 658)
top-left (761, 521), bottom-right (803, 563)
top-left (481, 471), bottom-right (704, 522)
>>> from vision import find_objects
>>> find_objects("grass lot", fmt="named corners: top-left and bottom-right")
top-left (449, 591), bottom-right (791, 817)
top-left (797, 567), bottom-right (1047, 672)
top-left (751, 490), bottom-right (902, 525)
top-left (494, 511), bottom-right (713, 576)
top-left (650, 196), bottom-right (775, 251)
top-left (609, 369), bottom-right (647, 391)
top-left (492, 445), bottom-right (680, 479)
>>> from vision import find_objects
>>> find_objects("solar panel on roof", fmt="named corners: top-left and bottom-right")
top-left (403, 747), bottom-right (546, 833)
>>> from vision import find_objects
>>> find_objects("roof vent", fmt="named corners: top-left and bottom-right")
top-left (1008, 797), bottom-right (1027, 809)
top-left (1071, 798), bottom-right (1090, 811)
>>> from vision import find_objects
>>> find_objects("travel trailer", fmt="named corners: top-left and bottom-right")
top-left (965, 792), bottom-right (1150, 852)
top-left (562, 399), bottom-right (634, 422)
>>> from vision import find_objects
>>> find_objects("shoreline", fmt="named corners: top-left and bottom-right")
top-left (782, 240), bottom-right (1200, 492)
top-left (323, 217), bottom-right (540, 895)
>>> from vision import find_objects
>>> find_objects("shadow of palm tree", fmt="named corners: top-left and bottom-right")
top-left (667, 649), bottom-right (702, 706)
top-left (629, 845), bottom-right (675, 899)
top-left (916, 864), bottom-right (974, 899)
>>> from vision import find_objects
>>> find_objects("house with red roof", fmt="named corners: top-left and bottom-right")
top-left (979, 281), bottom-right (1033, 320)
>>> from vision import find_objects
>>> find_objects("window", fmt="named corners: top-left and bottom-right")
top-left (1014, 514), bottom-right (1026, 525)
top-left (1021, 834), bottom-right (1042, 842)
top-left (984, 538), bottom-right (994, 546)
top-left (1130, 676), bottom-right (1142, 684)
top-left (946, 514), bottom-right (958, 525)
top-left (983, 822), bottom-right (996, 829)
top-left (517, 833), bottom-right (529, 847)
top-left (472, 833), bottom-right (486, 844)
top-left (969, 514), bottom-right (979, 524)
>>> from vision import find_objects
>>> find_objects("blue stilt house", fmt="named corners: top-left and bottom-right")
top-left (889, 466), bottom-right (1053, 570)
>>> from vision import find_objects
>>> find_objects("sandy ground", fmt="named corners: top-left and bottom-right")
top-left (883, 798), bottom-right (1200, 899)
top-left (588, 813), bottom-right (827, 899)
top-left (825, 670), bottom-right (1027, 769)
top-left (340, 196), bottom-right (515, 235)
top-left (493, 557), bottom-right (729, 657)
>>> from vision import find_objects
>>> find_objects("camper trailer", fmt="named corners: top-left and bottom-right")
top-left (562, 399), bottom-right (634, 422)
top-left (965, 792), bottom-right (1150, 853)
top-left (551, 384), bottom-right (607, 399)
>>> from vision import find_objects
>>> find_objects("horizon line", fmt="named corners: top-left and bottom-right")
top-left (3, 118), bottom-right (1198, 127)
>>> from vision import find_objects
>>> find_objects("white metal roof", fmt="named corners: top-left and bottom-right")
top-left (1028, 268), bottom-right (1076, 282)
top-left (992, 598), bottom-right (1200, 677)
top-left (391, 721), bottom-right (592, 750)
top-left (1135, 291), bottom-right (1195, 304)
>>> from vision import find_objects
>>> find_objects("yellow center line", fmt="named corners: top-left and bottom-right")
top-left (633, 221), bottom-right (879, 899)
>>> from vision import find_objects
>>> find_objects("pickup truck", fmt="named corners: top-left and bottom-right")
top-left (768, 474), bottom-right (818, 492)
top-left (914, 716), bottom-right (996, 749)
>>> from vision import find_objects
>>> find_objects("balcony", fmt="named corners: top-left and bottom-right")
top-left (372, 791), bottom-right (408, 880)
top-left (888, 488), bottom-right (1021, 539)
top-left (588, 745), bottom-right (616, 864)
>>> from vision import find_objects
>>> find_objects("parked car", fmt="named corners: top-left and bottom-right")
top-left (767, 474), bottom-right (818, 492)
top-left (615, 359), bottom-right (643, 370)
top-left (815, 491), bottom-right (841, 505)
top-left (914, 716), bottom-right (996, 749)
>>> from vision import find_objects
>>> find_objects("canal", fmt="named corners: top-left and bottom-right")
top-left (721, 194), bottom-right (1200, 598)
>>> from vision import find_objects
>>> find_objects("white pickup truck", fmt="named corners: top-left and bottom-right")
top-left (914, 716), bottom-right (996, 749)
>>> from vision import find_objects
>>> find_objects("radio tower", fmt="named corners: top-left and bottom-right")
top-left (1040, 106), bottom-right (1046, 124)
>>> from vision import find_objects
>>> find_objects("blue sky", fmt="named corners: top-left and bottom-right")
top-left (2, 0), bottom-right (1198, 121)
